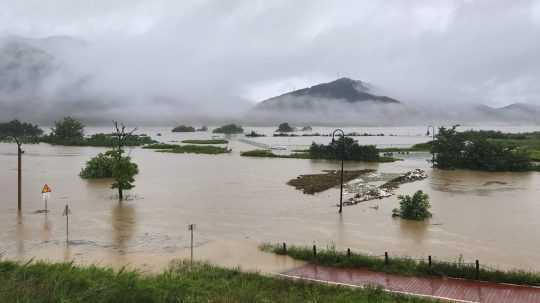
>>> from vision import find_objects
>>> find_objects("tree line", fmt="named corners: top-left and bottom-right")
top-left (432, 126), bottom-right (533, 171)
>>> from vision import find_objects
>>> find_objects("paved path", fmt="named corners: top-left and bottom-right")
top-left (281, 264), bottom-right (540, 303)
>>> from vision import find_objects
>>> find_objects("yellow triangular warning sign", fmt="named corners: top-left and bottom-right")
top-left (41, 184), bottom-right (51, 194)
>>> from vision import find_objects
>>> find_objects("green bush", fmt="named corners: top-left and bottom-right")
top-left (212, 124), bottom-right (243, 134)
top-left (80, 151), bottom-right (115, 179)
top-left (172, 125), bottom-right (195, 132)
top-left (394, 190), bottom-right (432, 221)
top-left (309, 137), bottom-right (380, 161)
top-left (80, 150), bottom-right (138, 187)
top-left (433, 126), bottom-right (532, 171)
top-left (181, 139), bottom-right (228, 144)
top-left (276, 122), bottom-right (295, 133)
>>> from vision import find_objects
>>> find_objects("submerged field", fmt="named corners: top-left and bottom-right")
top-left (0, 260), bottom-right (433, 303)
top-left (2, 125), bottom-right (540, 277)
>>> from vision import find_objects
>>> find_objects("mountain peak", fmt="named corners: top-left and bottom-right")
top-left (257, 77), bottom-right (399, 109)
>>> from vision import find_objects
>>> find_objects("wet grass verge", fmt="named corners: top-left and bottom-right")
top-left (287, 169), bottom-right (375, 194)
top-left (181, 139), bottom-right (229, 144)
top-left (261, 243), bottom-right (540, 287)
top-left (241, 149), bottom-right (396, 162)
top-left (0, 260), bottom-right (434, 302)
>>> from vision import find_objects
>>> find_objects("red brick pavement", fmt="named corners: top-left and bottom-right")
top-left (281, 264), bottom-right (540, 303)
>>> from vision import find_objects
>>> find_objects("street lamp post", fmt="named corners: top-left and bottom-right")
top-left (332, 129), bottom-right (345, 214)
top-left (427, 125), bottom-right (436, 167)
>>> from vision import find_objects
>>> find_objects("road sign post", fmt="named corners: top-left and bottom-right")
top-left (62, 204), bottom-right (71, 243)
top-left (188, 224), bottom-right (196, 267)
top-left (41, 184), bottom-right (52, 212)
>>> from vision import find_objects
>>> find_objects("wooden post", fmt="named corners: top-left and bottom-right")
top-left (384, 252), bottom-right (389, 265)
top-left (347, 248), bottom-right (351, 256)
top-left (475, 260), bottom-right (480, 280)
top-left (428, 255), bottom-right (432, 267)
top-left (282, 242), bottom-right (287, 253)
top-left (313, 244), bottom-right (317, 257)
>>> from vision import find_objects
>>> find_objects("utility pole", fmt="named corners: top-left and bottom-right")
top-left (427, 126), bottom-right (436, 167)
top-left (17, 142), bottom-right (22, 211)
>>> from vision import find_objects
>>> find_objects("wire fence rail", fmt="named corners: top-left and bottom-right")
top-left (277, 243), bottom-right (509, 282)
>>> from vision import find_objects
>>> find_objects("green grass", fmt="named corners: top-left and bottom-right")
top-left (181, 139), bottom-right (229, 144)
top-left (241, 149), bottom-right (311, 159)
top-left (489, 138), bottom-right (540, 161)
top-left (241, 149), bottom-right (397, 162)
top-left (143, 143), bottom-right (180, 149)
top-left (288, 169), bottom-right (375, 194)
top-left (0, 260), bottom-right (434, 302)
top-left (161, 145), bottom-right (231, 154)
top-left (378, 142), bottom-right (432, 153)
top-left (261, 243), bottom-right (540, 287)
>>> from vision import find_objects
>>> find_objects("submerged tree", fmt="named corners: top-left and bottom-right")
top-left (432, 125), bottom-right (532, 171)
top-left (0, 120), bottom-right (43, 211)
top-left (111, 122), bottom-right (139, 201)
top-left (79, 121), bottom-right (139, 201)
top-left (48, 117), bottom-right (85, 145)
top-left (393, 190), bottom-right (432, 221)
top-left (276, 122), bottom-right (295, 133)
top-left (309, 136), bottom-right (379, 161)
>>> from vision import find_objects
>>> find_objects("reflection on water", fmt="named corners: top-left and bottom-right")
top-left (111, 203), bottom-right (136, 255)
top-left (398, 219), bottom-right (429, 244)
top-left (15, 213), bottom-right (25, 257)
top-left (41, 213), bottom-right (52, 242)
top-left (1, 126), bottom-right (540, 272)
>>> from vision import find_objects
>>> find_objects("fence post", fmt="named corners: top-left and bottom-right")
top-left (475, 260), bottom-right (480, 280)
top-left (428, 255), bottom-right (432, 267)
top-left (313, 245), bottom-right (317, 257)
top-left (347, 248), bottom-right (351, 256)
top-left (282, 242), bottom-right (287, 253)
top-left (384, 252), bottom-right (389, 265)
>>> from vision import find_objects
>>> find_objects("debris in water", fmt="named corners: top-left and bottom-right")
top-left (343, 169), bottom-right (428, 207)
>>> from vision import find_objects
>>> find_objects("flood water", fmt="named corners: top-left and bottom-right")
top-left (1, 125), bottom-right (540, 273)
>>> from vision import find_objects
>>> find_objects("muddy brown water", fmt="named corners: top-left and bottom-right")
top-left (1, 126), bottom-right (540, 273)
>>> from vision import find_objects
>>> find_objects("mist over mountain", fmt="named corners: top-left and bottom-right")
top-left (0, 35), bottom-right (251, 126)
top-left (247, 77), bottom-right (540, 126)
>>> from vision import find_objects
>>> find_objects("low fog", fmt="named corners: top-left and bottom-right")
top-left (1, 0), bottom-right (540, 125)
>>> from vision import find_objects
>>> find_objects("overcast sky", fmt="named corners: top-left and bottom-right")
top-left (1, 0), bottom-right (540, 123)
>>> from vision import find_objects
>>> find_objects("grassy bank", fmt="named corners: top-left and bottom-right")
top-left (161, 145), bottom-right (231, 154)
top-left (241, 149), bottom-right (311, 159)
top-left (261, 244), bottom-right (540, 287)
top-left (143, 143), bottom-right (180, 149)
top-left (143, 143), bottom-right (230, 154)
top-left (0, 260), bottom-right (433, 303)
top-left (241, 149), bottom-right (396, 162)
top-left (288, 169), bottom-right (375, 194)
top-left (181, 139), bottom-right (229, 144)
top-left (377, 142), bottom-right (432, 153)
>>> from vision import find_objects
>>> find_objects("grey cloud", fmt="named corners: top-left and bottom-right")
top-left (1, 0), bottom-right (540, 125)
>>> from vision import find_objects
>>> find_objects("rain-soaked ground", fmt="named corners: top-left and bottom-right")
top-left (1, 126), bottom-right (540, 273)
